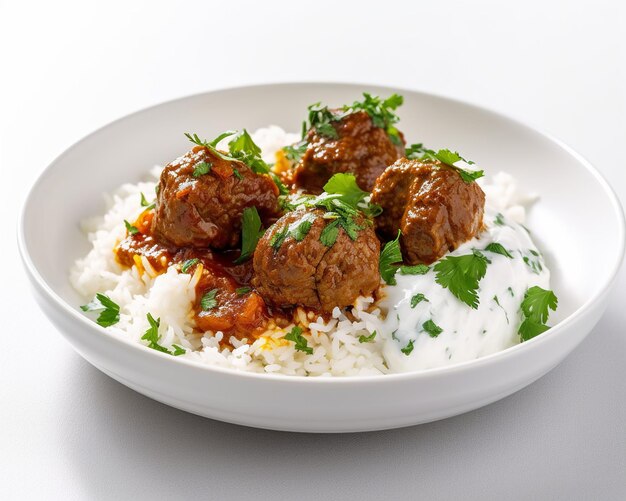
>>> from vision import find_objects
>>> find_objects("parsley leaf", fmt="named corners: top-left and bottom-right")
top-left (319, 219), bottom-right (340, 247)
top-left (518, 286), bottom-right (558, 341)
top-left (323, 173), bottom-right (369, 207)
top-left (283, 141), bottom-right (308, 163)
top-left (80, 293), bottom-right (120, 327)
top-left (344, 93), bottom-right (404, 144)
top-left (140, 313), bottom-right (186, 355)
top-left (227, 129), bottom-right (270, 174)
top-left (410, 293), bottom-right (428, 308)
top-left (521, 286), bottom-right (558, 324)
top-left (270, 226), bottom-right (289, 250)
top-left (484, 242), bottom-right (513, 258)
top-left (423, 319), bottom-right (443, 338)
top-left (401, 339), bottom-right (415, 355)
top-left (290, 211), bottom-right (317, 242)
top-left (236, 286), bottom-right (252, 295)
top-left (124, 220), bottom-right (139, 235)
top-left (433, 250), bottom-right (489, 308)
top-left (399, 264), bottom-right (430, 275)
top-left (358, 331), bottom-right (377, 343)
top-left (307, 103), bottom-right (339, 139)
top-left (232, 167), bottom-right (243, 180)
top-left (405, 144), bottom-right (484, 183)
top-left (140, 192), bottom-right (155, 210)
top-left (379, 231), bottom-right (403, 285)
top-left (523, 251), bottom-right (543, 274)
top-left (234, 207), bottom-right (264, 264)
top-left (494, 213), bottom-right (505, 226)
top-left (284, 326), bottom-right (313, 354)
top-left (192, 161), bottom-right (212, 178)
top-left (200, 289), bottom-right (218, 311)
top-left (180, 258), bottom-right (199, 274)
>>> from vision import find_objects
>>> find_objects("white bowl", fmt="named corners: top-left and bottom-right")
top-left (18, 83), bottom-right (625, 432)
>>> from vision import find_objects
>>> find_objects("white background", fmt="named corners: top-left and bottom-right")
top-left (1, 1), bottom-right (625, 499)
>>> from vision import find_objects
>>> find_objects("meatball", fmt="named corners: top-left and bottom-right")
top-left (152, 145), bottom-right (281, 249)
top-left (371, 159), bottom-right (485, 264)
top-left (293, 110), bottom-right (404, 193)
top-left (252, 208), bottom-right (380, 312)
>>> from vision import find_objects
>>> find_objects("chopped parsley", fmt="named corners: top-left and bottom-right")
top-left (494, 213), bottom-right (505, 226)
top-left (343, 93), bottom-right (404, 145)
top-left (283, 141), bottom-right (308, 163)
top-left (277, 190), bottom-right (367, 249)
top-left (433, 250), bottom-right (489, 309)
top-left (405, 144), bottom-right (484, 183)
top-left (401, 339), bottom-right (415, 355)
top-left (522, 250), bottom-right (543, 274)
top-left (140, 192), bottom-right (155, 210)
top-left (399, 264), bottom-right (429, 275)
top-left (307, 102), bottom-right (339, 139)
top-left (358, 331), bottom-right (377, 343)
top-left (232, 167), bottom-right (243, 180)
top-left (80, 293), bottom-right (120, 327)
top-left (518, 286), bottom-right (558, 341)
top-left (322, 173), bottom-right (382, 217)
top-left (493, 295), bottom-right (509, 324)
top-left (379, 231), bottom-right (403, 285)
top-left (484, 242), bottom-right (513, 258)
top-left (141, 313), bottom-right (186, 356)
top-left (234, 207), bottom-right (264, 264)
top-left (236, 286), bottom-right (252, 295)
top-left (200, 289), bottom-right (218, 311)
top-left (423, 319), bottom-right (443, 338)
top-left (192, 161), bottom-right (212, 178)
top-left (410, 293), bottom-right (428, 308)
top-left (284, 326), bottom-right (313, 354)
top-left (180, 258), bottom-right (199, 273)
top-left (124, 220), bottom-right (139, 235)
top-left (270, 226), bottom-right (289, 250)
top-left (184, 129), bottom-right (271, 176)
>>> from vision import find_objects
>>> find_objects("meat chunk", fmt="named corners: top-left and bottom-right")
top-left (252, 208), bottom-right (381, 312)
top-left (371, 159), bottom-right (485, 264)
top-left (293, 110), bottom-right (404, 193)
top-left (151, 145), bottom-right (281, 249)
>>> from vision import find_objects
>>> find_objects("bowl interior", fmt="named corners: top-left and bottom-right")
top-left (21, 83), bottom-right (624, 344)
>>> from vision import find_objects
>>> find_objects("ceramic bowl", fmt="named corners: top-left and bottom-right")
top-left (18, 83), bottom-right (625, 432)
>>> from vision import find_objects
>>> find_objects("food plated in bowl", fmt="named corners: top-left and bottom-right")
top-left (19, 83), bottom-right (624, 431)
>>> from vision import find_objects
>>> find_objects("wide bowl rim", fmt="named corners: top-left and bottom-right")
top-left (17, 81), bottom-right (626, 385)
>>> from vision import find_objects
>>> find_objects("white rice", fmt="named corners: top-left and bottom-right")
top-left (70, 127), bottom-right (540, 376)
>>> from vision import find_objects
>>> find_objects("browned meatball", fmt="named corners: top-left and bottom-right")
top-left (152, 145), bottom-right (281, 249)
top-left (252, 208), bottom-right (381, 312)
top-left (293, 110), bottom-right (405, 193)
top-left (371, 159), bottom-right (485, 264)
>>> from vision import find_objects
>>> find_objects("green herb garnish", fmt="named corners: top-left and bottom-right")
top-left (307, 102), bottom-right (339, 139)
top-left (379, 230), bottom-right (403, 285)
top-left (284, 326), bottom-right (313, 354)
top-left (343, 93), bottom-right (404, 145)
top-left (494, 213), bottom-right (505, 226)
top-left (124, 220), bottom-right (139, 235)
top-left (192, 161), bottom-right (212, 178)
top-left (518, 286), bottom-right (558, 341)
top-left (236, 287), bottom-right (252, 295)
top-left (399, 264), bottom-right (430, 275)
top-left (423, 319), bottom-right (443, 338)
top-left (180, 258), bottom-right (199, 273)
top-left (358, 331), bottom-right (377, 343)
top-left (433, 250), bottom-right (489, 309)
top-left (410, 293), bottom-right (428, 308)
top-left (522, 250), bottom-right (543, 274)
top-left (283, 141), bottom-right (308, 163)
top-left (234, 207), bottom-right (264, 264)
top-left (200, 289), bottom-right (218, 311)
top-left (232, 167), bottom-right (243, 180)
top-left (80, 293), bottom-right (120, 327)
top-left (140, 313), bottom-right (186, 355)
top-left (140, 192), bottom-right (155, 210)
top-left (401, 339), bottom-right (415, 355)
top-left (484, 242), bottom-right (513, 258)
top-left (405, 144), bottom-right (484, 183)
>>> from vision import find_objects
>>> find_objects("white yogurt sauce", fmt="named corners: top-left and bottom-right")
top-left (380, 209), bottom-right (550, 373)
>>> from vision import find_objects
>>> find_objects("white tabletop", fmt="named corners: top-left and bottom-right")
top-left (2, 1), bottom-right (625, 499)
